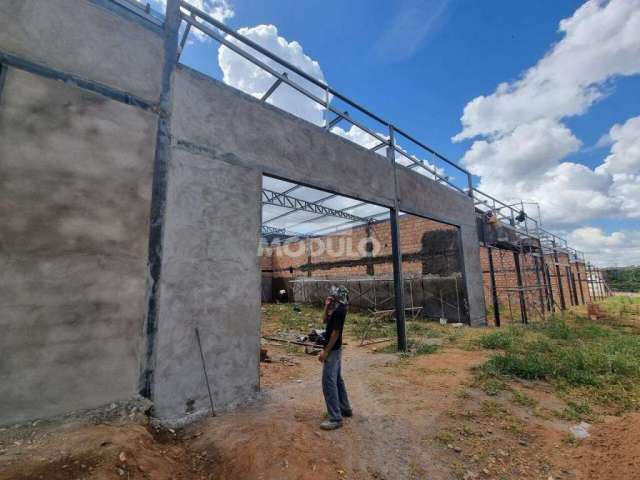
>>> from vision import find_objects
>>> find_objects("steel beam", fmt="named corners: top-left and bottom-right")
top-left (513, 252), bottom-right (528, 324)
top-left (565, 266), bottom-right (576, 306)
top-left (544, 262), bottom-right (556, 312)
top-left (261, 225), bottom-right (286, 235)
top-left (576, 265), bottom-right (586, 304)
top-left (325, 111), bottom-right (348, 130)
top-left (262, 189), bottom-right (367, 223)
top-left (261, 72), bottom-right (287, 102)
top-left (487, 247), bottom-right (501, 327)
top-left (303, 210), bottom-right (390, 236)
top-left (533, 254), bottom-right (546, 315)
top-left (388, 126), bottom-right (407, 351)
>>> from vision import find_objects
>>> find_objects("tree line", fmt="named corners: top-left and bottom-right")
top-left (603, 267), bottom-right (640, 292)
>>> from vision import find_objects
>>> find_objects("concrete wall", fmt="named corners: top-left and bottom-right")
top-left (0, 68), bottom-right (157, 424)
top-left (0, 0), bottom-right (164, 102)
top-left (171, 65), bottom-right (486, 326)
top-left (152, 150), bottom-right (262, 421)
top-left (0, 0), bottom-right (488, 425)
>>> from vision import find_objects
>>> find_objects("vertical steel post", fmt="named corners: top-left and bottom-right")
top-left (513, 251), bottom-right (528, 324)
top-left (323, 88), bottom-right (331, 128)
top-left (566, 266), bottom-right (577, 306)
top-left (540, 249), bottom-right (552, 311)
top-left (576, 265), bottom-right (585, 305)
top-left (387, 125), bottom-right (407, 351)
top-left (533, 254), bottom-right (546, 315)
top-left (552, 241), bottom-right (566, 310)
top-left (487, 247), bottom-right (501, 327)
top-left (544, 262), bottom-right (556, 312)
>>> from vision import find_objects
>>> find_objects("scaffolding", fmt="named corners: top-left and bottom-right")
top-left (288, 274), bottom-right (463, 322)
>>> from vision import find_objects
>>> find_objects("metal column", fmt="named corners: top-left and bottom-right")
top-left (587, 263), bottom-right (595, 300)
top-left (487, 247), bottom-right (501, 327)
top-left (388, 125), bottom-right (407, 352)
top-left (566, 266), bottom-right (577, 306)
top-left (544, 262), bottom-right (556, 312)
top-left (552, 241), bottom-right (566, 310)
top-left (513, 251), bottom-right (528, 324)
top-left (576, 265), bottom-right (586, 304)
top-left (533, 254), bottom-right (547, 315)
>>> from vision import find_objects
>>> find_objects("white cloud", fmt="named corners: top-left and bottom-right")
top-left (453, 0), bottom-right (640, 233)
top-left (596, 115), bottom-right (640, 175)
top-left (150, 0), bottom-right (234, 41)
top-left (454, 0), bottom-right (640, 141)
top-left (218, 24), bottom-right (327, 126)
top-left (567, 227), bottom-right (640, 266)
top-left (609, 173), bottom-right (640, 218)
top-left (524, 163), bottom-right (620, 225)
top-left (461, 118), bottom-right (581, 182)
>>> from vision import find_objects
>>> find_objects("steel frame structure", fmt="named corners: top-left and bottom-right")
top-left (112, 0), bottom-right (612, 339)
top-left (262, 189), bottom-right (369, 224)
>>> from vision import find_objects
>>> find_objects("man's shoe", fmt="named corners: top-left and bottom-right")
top-left (341, 409), bottom-right (353, 418)
top-left (320, 420), bottom-right (343, 431)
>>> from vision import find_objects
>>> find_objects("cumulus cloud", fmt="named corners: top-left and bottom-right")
top-left (453, 0), bottom-right (640, 231)
top-left (454, 0), bottom-right (640, 141)
top-left (218, 24), bottom-right (327, 126)
top-left (567, 227), bottom-right (640, 266)
top-left (596, 115), bottom-right (640, 175)
top-left (461, 118), bottom-right (581, 182)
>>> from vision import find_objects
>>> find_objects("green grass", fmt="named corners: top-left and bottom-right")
top-left (598, 295), bottom-right (640, 319)
top-left (476, 314), bottom-right (640, 414)
top-left (477, 326), bottom-right (525, 350)
top-left (558, 400), bottom-right (594, 422)
top-left (511, 390), bottom-right (538, 408)
top-left (377, 338), bottom-right (440, 356)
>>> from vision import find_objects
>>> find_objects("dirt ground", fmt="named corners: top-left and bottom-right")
top-left (2, 320), bottom-right (640, 479)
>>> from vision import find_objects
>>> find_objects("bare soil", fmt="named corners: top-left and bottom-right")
top-left (2, 332), bottom-right (639, 479)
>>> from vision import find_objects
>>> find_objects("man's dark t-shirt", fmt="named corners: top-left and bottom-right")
top-left (325, 303), bottom-right (346, 350)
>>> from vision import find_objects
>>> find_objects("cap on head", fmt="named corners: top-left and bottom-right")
top-left (329, 285), bottom-right (349, 304)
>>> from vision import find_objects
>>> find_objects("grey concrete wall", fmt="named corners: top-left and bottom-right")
top-left (0, 68), bottom-right (157, 424)
top-left (0, 0), bottom-right (164, 102)
top-left (0, 0), bottom-right (486, 426)
top-left (171, 67), bottom-right (395, 208)
top-left (152, 149), bottom-right (262, 421)
top-left (171, 66), bottom-right (486, 326)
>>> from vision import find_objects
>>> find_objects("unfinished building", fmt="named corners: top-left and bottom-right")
top-left (0, 0), bottom-right (610, 426)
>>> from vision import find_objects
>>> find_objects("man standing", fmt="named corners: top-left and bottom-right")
top-left (318, 285), bottom-right (352, 430)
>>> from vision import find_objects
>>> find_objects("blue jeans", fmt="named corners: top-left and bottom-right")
top-left (322, 348), bottom-right (351, 422)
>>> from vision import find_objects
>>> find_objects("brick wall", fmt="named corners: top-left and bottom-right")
top-left (480, 245), bottom-right (590, 325)
top-left (262, 214), bottom-right (590, 323)
top-left (264, 215), bottom-right (458, 280)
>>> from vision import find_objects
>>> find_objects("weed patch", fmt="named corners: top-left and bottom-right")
top-left (477, 314), bottom-right (640, 413)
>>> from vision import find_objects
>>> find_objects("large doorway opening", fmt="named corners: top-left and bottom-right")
top-left (258, 175), bottom-right (469, 388)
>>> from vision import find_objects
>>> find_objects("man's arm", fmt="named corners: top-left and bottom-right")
top-left (322, 303), bottom-right (331, 323)
top-left (319, 330), bottom-right (340, 362)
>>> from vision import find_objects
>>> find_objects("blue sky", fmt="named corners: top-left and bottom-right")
top-left (155, 0), bottom-right (640, 265)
